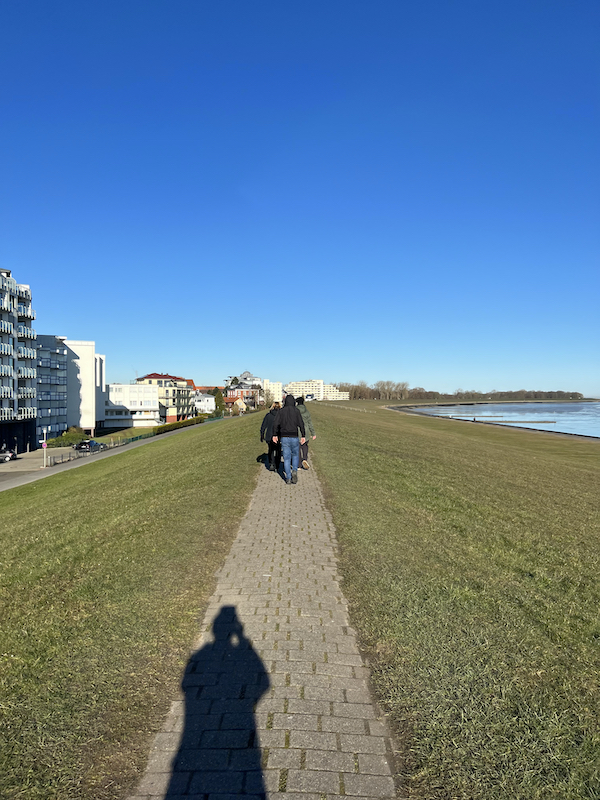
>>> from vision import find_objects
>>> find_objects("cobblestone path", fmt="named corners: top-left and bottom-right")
top-left (129, 461), bottom-right (397, 800)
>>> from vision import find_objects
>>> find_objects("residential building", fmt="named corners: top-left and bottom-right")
top-left (136, 373), bottom-right (195, 422)
top-left (225, 371), bottom-right (263, 408)
top-left (194, 392), bottom-right (216, 415)
top-left (224, 396), bottom-right (247, 413)
top-left (64, 340), bottom-right (107, 434)
top-left (262, 378), bottom-right (283, 404)
top-left (36, 335), bottom-right (68, 442)
top-left (105, 383), bottom-right (162, 428)
top-left (0, 269), bottom-right (38, 451)
top-left (283, 379), bottom-right (350, 401)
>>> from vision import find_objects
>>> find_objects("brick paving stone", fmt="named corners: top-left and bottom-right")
top-left (304, 749), bottom-right (356, 772)
top-left (286, 769), bottom-right (341, 794)
top-left (132, 462), bottom-right (396, 799)
top-left (342, 773), bottom-right (396, 797)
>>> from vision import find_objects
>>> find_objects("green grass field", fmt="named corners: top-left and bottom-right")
top-left (2, 403), bottom-right (599, 799)
top-left (308, 402), bottom-right (600, 799)
top-left (0, 415), bottom-right (260, 800)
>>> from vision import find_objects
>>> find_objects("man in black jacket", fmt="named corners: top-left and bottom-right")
top-left (272, 394), bottom-right (305, 484)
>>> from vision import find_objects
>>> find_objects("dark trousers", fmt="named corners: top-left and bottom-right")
top-left (299, 441), bottom-right (309, 464)
top-left (268, 440), bottom-right (281, 469)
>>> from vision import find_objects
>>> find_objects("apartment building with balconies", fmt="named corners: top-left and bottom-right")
top-left (0, 269), bottom-right (38, 450)
top-left (36, 335), bottom-right (68, 442)
top-left (135, 373), bottom-right (195, 423)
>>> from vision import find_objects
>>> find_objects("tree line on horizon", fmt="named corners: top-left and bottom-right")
top-left (334, 381), bottom-right (585, 402)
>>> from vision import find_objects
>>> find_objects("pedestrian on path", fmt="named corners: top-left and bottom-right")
top-left (260, 401), bottom-right (281, 472)
top-left (295, 396), bottom-right (316, 470)
top-left (272, 394), bottom-right (305, 484)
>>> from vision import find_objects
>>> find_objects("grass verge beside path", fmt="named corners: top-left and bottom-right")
top-left (309, 403), bottom-right (600, 800)
top-left (0, 414), bottom-right (260, 800)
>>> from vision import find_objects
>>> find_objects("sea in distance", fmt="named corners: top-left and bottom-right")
top-left (412, 401), bottom-right (600, 439)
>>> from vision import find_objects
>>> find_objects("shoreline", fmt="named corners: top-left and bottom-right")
top-left (386, 405), bottom-right (600, 441)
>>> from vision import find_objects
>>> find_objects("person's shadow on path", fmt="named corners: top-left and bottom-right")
top-left (165, 606), bottom-right (270, 797)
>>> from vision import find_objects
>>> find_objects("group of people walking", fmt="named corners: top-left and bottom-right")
top-left (260, 395), bottom-right (316, 484)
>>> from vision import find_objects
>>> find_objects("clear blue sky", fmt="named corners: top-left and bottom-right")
top-left (2, 1), bottom-right (598, 396)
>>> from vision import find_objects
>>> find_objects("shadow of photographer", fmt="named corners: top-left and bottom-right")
top-left (165, 605), bottom-right (270, 797)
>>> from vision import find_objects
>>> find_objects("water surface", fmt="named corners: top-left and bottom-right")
top-left (411, 402), bottom-right (600, 438)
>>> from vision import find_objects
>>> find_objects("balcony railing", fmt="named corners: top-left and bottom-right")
top-left (0, 275), bottom-right (17, 292)
top-left (17, 406), bottom-right (37, 420)
top-left (38, 359), bottom-right (64, 369)
top-left (37, 407), bottom-right (67, 418)
top-left (0, 343), bottom-right (13, 356)
top-left (17, 366), bottom-right (36, 379)
top-left (18, 387), bottom-right (37, 399)
top-left (17, 346), bottom-right (37, 360)
top-left (0, 319), bottom-right (13, 334)
top-left (0, 365), bottom-right (14, 377)
top-left (17, 304), bottom-right (36, 320)
top-left (16, 285), bottom-right (31, 300)
top-left (0, 407), bottom-right (15, 421)
top-left (38, 391), bottom-right (67, 401)
top-left (17, 324), bottom-right (36, 340)
top-left (38, 376), bottom-right (67, 385)
top-left (1, 296), bottom-right (13, 312)
top-left (0, 386), bottom-right (14, 399)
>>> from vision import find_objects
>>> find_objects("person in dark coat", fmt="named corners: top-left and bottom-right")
top-left (260, 402), bottom-right (281, 471)
top-left (296, 397), bottom-right (316, 469)
top-left (272, 394), bottom-right (305, 484)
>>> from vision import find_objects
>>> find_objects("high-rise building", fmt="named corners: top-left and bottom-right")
top-left (36, 335), bottom-right (68, 442)
top-left (0, 269), bottom-right (38, 451)
top-left (64, 340), bottom-right (107, 435)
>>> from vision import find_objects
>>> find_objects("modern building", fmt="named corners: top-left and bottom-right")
top-left (0, 269), bottom-right (38, 451)
top-left (105, 383), bottom-right (163, 428)
top-left (36, 335), bottom-right (68, 442)
top-left (283, 379), bottom-right (350, 401)
top-left (64, 340), bottom-right (107, 434)
top-left (136, 373), bottom-right (195, 423)
top-left (262, 378), bottom-right (283, 404)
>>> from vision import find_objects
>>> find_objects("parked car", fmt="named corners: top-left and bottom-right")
top-left (1, 447), bottom-right (17, 463)
top-left (72, 439), bottom-right (107, 452)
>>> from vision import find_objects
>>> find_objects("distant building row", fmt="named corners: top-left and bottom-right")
top-left (0, 269), bottom-right (348, 450)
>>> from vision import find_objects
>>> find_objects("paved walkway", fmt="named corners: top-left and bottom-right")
top-left (129, 461), bottom-right (397, 800)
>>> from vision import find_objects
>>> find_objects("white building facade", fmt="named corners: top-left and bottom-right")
top-left (283, 379), bottom-right (350, 401)
top-left (194, 392), bottom-right (216, 415)
top-left (106, 384), bottom-right (163, 428)
top-left (64, 340), bottom-right (107, 434)
top-left (262, 378), bottom-right (283, 404)
top-left (0, 269), bottom-right (38, 450)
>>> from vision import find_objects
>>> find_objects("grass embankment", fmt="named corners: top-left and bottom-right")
top-left (0, 415), bottom-right (260, 800)
top-left (309, 403), bottom-right (600, 800)
top-left (96, 427), bottom-right (157, 441)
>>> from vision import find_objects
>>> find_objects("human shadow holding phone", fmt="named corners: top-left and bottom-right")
top-left (165, 606), bottom-right (269, 797)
